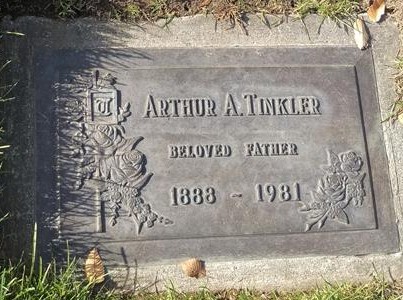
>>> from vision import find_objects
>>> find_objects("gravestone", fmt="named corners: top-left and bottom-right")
top-left (2, 15), bottom-right (403, 291)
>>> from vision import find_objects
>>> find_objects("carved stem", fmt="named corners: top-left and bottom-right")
top-left (95, 188), bottom-right (104, 232)
top-left (95, 157), bottom-right (105, 233)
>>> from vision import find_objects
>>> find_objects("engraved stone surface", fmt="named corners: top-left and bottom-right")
top-left (31, 46), bottom-right (398, 265)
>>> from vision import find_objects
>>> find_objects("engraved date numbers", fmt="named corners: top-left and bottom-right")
top-left (255, 183), bottom-right (300, 202)
top-left (171, 186), bottom-right (217, 206)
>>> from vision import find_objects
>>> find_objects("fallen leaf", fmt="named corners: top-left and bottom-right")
top-left (199, 0), bottom-right (212, 8)
top-left (353, 18), bottom-right (369, 50)
top-left (84, 248), bottom-right (105, 284)
top-left (181, 258), bottom-right (206, 278)
top-left (367, 0), bottom-right (386, 23)
top-left (398, 112), bottom-right (403, 124)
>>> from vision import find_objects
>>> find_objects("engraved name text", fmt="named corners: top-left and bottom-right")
top-left (143, 93), bottom-right (321, 118)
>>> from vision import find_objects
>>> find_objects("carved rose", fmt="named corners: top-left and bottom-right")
top-left (323, 173), bottom-right (346, 202)
top-left (109, 150), bottom-right (146, 187)
top-left (91, 125), bottom-right (114, 147)
top-left (340, 151), bottom-right (362, 173)
top-left (324, 174), bottom-right (345, 192)
top-left (301, 149), bottom-right (366, 231)
top-left (70, 72), bottom-right (173, 234)
top-left (89, 124), bottom-right (121, 155)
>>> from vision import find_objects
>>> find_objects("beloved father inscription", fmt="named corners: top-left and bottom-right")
top-left (41, 47), bottom-right (398, 263)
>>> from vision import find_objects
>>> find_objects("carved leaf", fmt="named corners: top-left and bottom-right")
top-left (84, 248), bottom-right (105, 284)
top-left (336, 209), bottom-right (349, 224)
top-left (312, 191), bottom-right (326, 202)
top-left (353, 18), bottom-right (369, 50)
top-left (367, 0), bottom-right (385, 23)
top-left (114, 137), bottom-right (143, 155)
top-left (299, 202), bottom-right (310, 212)
top-left (117, 103), bottom-right (131, 122)
top-left (102, 155), bottom-right (130, 182)
top-left (305, 223), bottom-right (313, 232)
top-left (181, 258), bottom-right (206, 279)
top-left (308, 209), bottom-right (326, 220)
top-left (318, 178), bottom-right (326, 190)
top-left (122, 103), bottom-right (131, 117)
top-left (99, 157), bottom-right (111, 179)
top-left (317, 215), bottom-right (328, 229)
top-left (320, 165), bottom-right (333, 173)
top-left (131, 173), bottom-right (153, 190)
top-left (109, 161), bottom-right (129, 184)
top-left (164, 218), bottom-right (174, 225)
top-left (123, 195), bottom-right (141, 216)
top-left (338, 197), bottom-right (351, 209)
top-left (357, 172), bottom-right (366, 184)
top-left (328, 150), bottom-right (341, 168)
top-left (331, 188), bottom-right (346, 203)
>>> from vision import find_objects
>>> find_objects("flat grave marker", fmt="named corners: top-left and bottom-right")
top-left (33, 47), bottom-right (398, 264)
top-left (2, 14), bottom-right (402, 290)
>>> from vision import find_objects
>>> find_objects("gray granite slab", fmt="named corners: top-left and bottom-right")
top-left (1, 14), bottom-right (402, 291)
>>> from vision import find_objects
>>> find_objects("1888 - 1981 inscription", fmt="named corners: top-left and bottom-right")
top-left (38, 47), bottom-right (398, 263)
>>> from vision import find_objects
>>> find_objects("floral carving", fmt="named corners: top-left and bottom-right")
top-left (66, 71), bottom-right (172, 234)
top-left (299, 150), bottom-right (366, 231)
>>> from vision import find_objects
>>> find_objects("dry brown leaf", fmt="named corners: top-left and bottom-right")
top-left (181, 258), bottom-right (206, 279)
top-left (84, 248), bottom-right (105, 284)
top-left (199, 0), bottom-right (212, 8)
top-left (353, 18), bottom-right (369, 50)
top-left (367, 0), bottom-right (386, 23)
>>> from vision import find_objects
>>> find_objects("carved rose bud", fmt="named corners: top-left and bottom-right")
top-left (347, 179), bottom-right (365, 206)
top-left (139, 215), bottom-right (147, 223)
top-left (340, 151), bottom-right (362, 173)
top-left (143, 204), bottom-right (151, 213)
top-left (130, 188), bottom-right (140, 198)
top-left (146, 211), bottom-right (158, 228)
top-left (134, 197), bottom-right (142, 207)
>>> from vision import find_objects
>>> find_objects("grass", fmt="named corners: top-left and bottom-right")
top-left (126, 279), bottom-right (403, 299)
top-left (294, 0), bottom-right (360, 24)
top-left (383, 56), bottom-right (403, 123)
top-left (0, 0), bottom-right (367, 40)
top-left (3, 247), bottom-right (403, 300)
top-left (1, 265), bottom-right (403, 300)
top-left (392, 56), bottom-right (403, 122)
top-left (0, 257), bottom-right (116, 300)
top-left (0, 0), bottom-right (365, 23)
